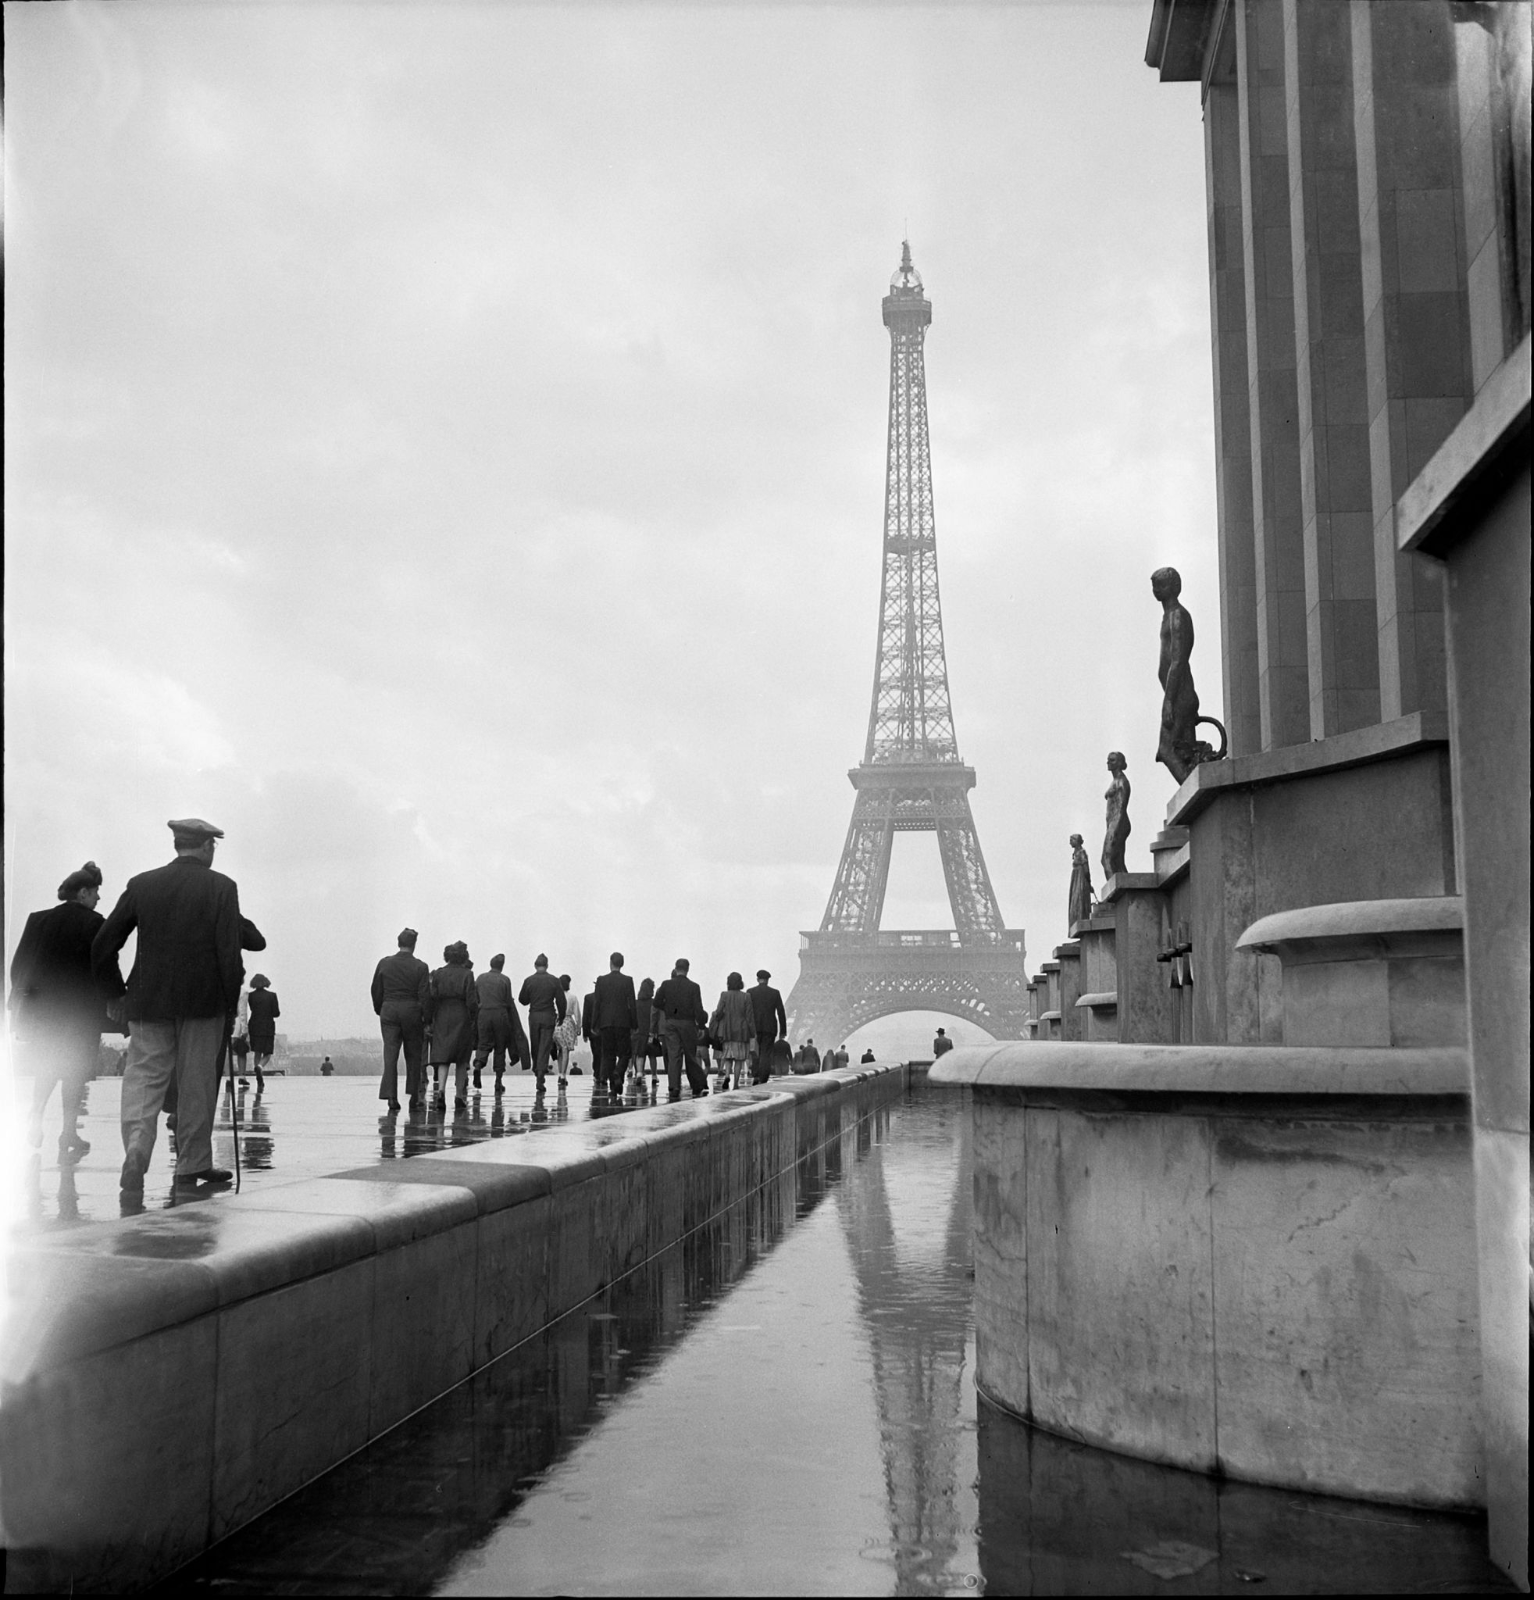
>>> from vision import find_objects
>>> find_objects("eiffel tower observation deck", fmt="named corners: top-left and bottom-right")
top-left (786, 244), bottom-right (1028, 1048)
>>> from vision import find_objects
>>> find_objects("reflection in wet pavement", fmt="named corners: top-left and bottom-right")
top-left (167, 1082), bottom-right (1506, 1596)
top-left (10, 1068), bottom-right (678, 1228)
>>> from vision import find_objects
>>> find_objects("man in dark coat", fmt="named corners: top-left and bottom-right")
top-left (372, 927), bottom-right (431, 1110)
top-left (933, 1028), bottom-right (954, 1057)
top-left (9, 861), bottom-right (112, 1162)
top-left (652, 957), bottom-right (708, 1100)
top-left (592, 952), bottom-right (638, 1097)
top-left (92, 818), bottom-right (245, 1195)
top-left (473, 953), bottom-right (530, 1095)
top-left (748, 969), bottom-right (787, 1086)
top-left (518, 954), bottom-right (567, 1090)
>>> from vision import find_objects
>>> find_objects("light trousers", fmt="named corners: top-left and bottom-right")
top-left (121, 1015), bottom-right (223, 1176)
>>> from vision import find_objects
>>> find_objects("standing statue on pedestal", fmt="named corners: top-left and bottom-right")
top-left (1152, 566), bottom-right (1227, 785)
top-left (1068, 834), bottom-right (1093, 930)
top-left (1102, 752), bottom-right (1131, 886)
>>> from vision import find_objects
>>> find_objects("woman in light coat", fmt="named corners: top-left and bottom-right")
top-left (709, 972), bottom-right (756, 1091)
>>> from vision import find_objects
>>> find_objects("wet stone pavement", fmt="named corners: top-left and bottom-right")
top-left (14, 1068), bottom-right (678, 1228)
top-left (149, 1080), bottom-right (1507, 1597)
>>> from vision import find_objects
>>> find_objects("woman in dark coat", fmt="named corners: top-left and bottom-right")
top-left (427, 942), bottom-right (478, 1112)
top-left (245, 973), bottom-right (280, 1090)
top-left (9, 862), bottom-right (111, 1162)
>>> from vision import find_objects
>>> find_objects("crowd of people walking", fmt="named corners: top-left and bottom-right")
top-left (9, 821), bottom-right (899, 1212)
top-left (367, 933), bottom-right (801, 1113)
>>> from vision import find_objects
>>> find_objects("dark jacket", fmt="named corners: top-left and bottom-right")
top-left (9, 900), bottom-right (109, 1035)
top-left (519, 970), bottom-right (567, 1023)
top-left (372, 950), bottom-right (430, 1013)
top-left (748, 981), bottom-right (787, 1039)
top-left (653, 974), bottom-right (707, 1026)
top-left (428, 963), bottom-right (478, 1063)
top-left (92, 856), bottom-right (245, 1021)
top-left (592, 970), bottom-right (638, 1031)
top-left (581, 990), bottom-right (596, 1042)
top-left (933, 1034), bottom-right (954, 1056)
top-left (246, 988), bottom-right (280, 1050)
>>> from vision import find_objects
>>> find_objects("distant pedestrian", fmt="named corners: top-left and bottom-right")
top-left (592, 952), bottom-right (638, 1097)
top-left (554, 974), bottom-right (581, 1087)
top-left (473, 953), bottom-right (529, 1094)
top-left (834, 1045), bottom-right (849, 1070)
top-left (9, 861), bottom-right (111, 1164)
top-left (92, 818), bottom-right (245, 1197)
top-left (428, 942), bottom-right (479, 1111)
top-left (320, 1055), bottom-right (335, 1076)
top-left (748, 969), bottom-right (787, 1087)
top-left (792, 1039), bottom-right (820, 1075)
top-left (861, 1048), bottom-right (875, 1064)
top-left (245, 974), bottom-right (279, 1089)
top-left (632, 977), bottom-right (660, 1085)
top-left (518, 954), bottom-right (566, 1092)
top-left (653, 958), bottom-right (709, 1099)
top-left (709, 972), bottom-right (755, 1091)
top-left (771, 1038), bottom-right (794, 1076)
top-left (820, 1043), bottom-right (837, 1073)
top-left (372, 927), bottom-right (430, 1111)
top-left (933, 1028), bottom-right (954, 1057)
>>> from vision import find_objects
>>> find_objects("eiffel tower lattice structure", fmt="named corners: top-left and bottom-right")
top-left (786, 244), bottom-right (1027, 1050)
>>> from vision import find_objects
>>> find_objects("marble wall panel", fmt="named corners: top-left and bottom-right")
top-left (0, 1318), bottom-right (217, 1594)
top-left (212, 1258), bottom-right (374, 1541)
top-left (1026, 1108), bottom-right (1217, 1470)
top-left (1210, 1114), bottom-right (1481, 1504)
top-left (474, 1194), bottom-right (551, 1366)
top-left (369, 1223), bottom-right (477, 1436)
top-left (971, 1091), bottom-right (1029, 1420)
top-left (547, 1177), bottom-right (605, 1315)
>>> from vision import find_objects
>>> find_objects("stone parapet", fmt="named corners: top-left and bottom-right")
top-left (0, 1064), bottom-right (910, 1593)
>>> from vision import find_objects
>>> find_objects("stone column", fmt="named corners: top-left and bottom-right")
top-left (1106, 875), bottom-right (1178, 1044)
top-left (1351, 0), bottom-right (1470, 722)
top-left (1283, 0), bottom-right (1382, 737)
top-left (1207, 72), bottom-right (1263, 758)
top-left (1236, 0), bottom-right (1311, 750)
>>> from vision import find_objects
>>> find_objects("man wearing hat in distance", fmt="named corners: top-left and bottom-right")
top-left (518, 953), bottom-right (567, 1092)
top-left (9, 860), bottom-right (115, 1163)
top-left (747, 969), bottom-right (787, 1087)
top-left (652, 958), bottom-right (709, 1100)
top-left (372, 927), bottom-right (430, 1111)
top-left (93, 818), bottom-right (247, 1196)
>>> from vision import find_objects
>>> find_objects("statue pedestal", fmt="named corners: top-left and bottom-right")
top-left (1103, 874), bottom-right (1179, 1044)
top-left (1071, 914), bottom-right (1118, 1041)
top-left (1053, 941), bottom-right (1083, 1041)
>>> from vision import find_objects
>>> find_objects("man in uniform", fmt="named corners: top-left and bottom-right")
top-left (652, 957), bottom-right (709, 1100)
top-left (93, 818), bottom-right (245, 1197)
top-left (747, 969), bottom-right (787, 1086)
top-left (372, 927), bottom-right (431, 1111)
top-left (591, 952), bottom-right (638, 1098)
top-left (473, 953), bottom-right (530, 1094)
top-left (518, 953), bottom-right (566, 1091)
top-left (9, 860), bottom-right (112, 1163)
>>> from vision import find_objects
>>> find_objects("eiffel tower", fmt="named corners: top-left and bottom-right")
top-left (786, 244), bottom-right (1027, 1050)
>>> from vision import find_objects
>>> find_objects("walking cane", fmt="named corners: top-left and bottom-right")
top-left (217, 1014), bottom-right (242, 1192)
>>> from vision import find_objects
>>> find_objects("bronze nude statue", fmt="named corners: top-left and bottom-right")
top-left (1068, 834), bottom-right (1093, 929)
top-left (1102, 752), bottom-right (1131, 884)
top-left (1152, 566), bottom-right (1227, 784)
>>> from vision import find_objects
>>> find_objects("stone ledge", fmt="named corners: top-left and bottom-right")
top-left (930, 1041), bottom-right (1468, 1096)
top-left (1075, 992), bottom-right (1118, 1010)
top-left (1164, 712), bottom-right (1450, 827)
top-left (1237, 896), bottom-right (1464, 964)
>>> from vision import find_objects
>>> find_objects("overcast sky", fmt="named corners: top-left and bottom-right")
top-left (5, 0), bottom-right (1215, 1044)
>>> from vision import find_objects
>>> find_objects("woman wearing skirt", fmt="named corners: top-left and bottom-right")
top-left (709, 972), bottom-right (756, 1091)
top-left (553, 972), bottom-right (580, 1090)
top-left (245, 974), bottom-right (280, 1091)
top-left (427, 943), bottom-right (478, 1111)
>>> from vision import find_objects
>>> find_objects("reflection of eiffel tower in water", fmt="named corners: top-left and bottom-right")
top-left (837, 1096), bottom-right (977, 1590)
top-left (787, 245), bottom-right (1027, 1049)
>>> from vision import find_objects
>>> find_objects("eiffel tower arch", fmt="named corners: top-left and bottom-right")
top-left (787, 244), bottom-right (1027, 1049)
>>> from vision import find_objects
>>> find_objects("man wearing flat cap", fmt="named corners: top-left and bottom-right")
top-left (9, 861), bottom-right (115, 1163)
top-left (748, 969), bottom-right (787, 1087)
top-left (93, 818), bottom-right (246, 1195)
top-left (372, 927), bottom-right (431, 1111)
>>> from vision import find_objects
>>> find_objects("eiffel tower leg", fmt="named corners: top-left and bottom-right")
top-left (822, 789), bottom-right (895, 936)
top-left (935, 794), bottom-right (1005, 944)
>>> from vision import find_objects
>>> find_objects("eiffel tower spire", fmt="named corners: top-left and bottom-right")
top-left (787, 246), bottom-right (1027, 1047)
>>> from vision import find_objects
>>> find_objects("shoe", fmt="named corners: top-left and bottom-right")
top-left (59, 1133), bottom-right (91, 1162)
top-left (387, 1100), bottom-right (402, 1113)
top-left (408, 1095), bottom-right (423, 1111)
top-left (120, 1149), bottom-right (148, 1192)
top-left (454, 1097), bottom-right (467, 1113)
top-left (558, 1076), bottom-right (568, 1089)
top-left (494, 1075), bottom-right (504, 1094)
top-left (175, 1166), bottom-right (233, 1188)
top-left (473, 1068), bottom-right (482, 1089)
